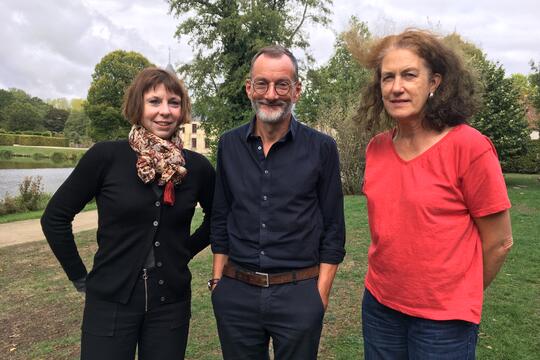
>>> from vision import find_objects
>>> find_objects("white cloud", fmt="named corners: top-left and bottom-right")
top-left (0, 0), bottom-right (538, 100)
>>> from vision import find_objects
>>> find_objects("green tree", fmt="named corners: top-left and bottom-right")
top-left (444, 34), bottom-right (529, 168)
top-left (85, 50), bottom-right (152, 141)
top-left (64, 109), bottom-right (92, 145)
top-left (167, 0), bottom-right (332, 149)
top-left (529, 60), bottom-right (540, 128)
top-left (296, 17), bottom-right (371, 124)
top-left (46, 98), bottom-right (71, 110)
top-left (3, 101), bottom-right (44, 131)
top-left (43, 107), bottom-right (70, 132)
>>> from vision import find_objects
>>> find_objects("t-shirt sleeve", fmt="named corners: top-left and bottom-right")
top-left (461, 137), bottom-right (511, 218)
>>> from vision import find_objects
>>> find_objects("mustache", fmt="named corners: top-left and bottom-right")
top-left (255, 99), bottom-right (288, 107)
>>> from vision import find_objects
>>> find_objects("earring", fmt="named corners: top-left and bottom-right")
top-left (429, 92), bottom-right (434, 98)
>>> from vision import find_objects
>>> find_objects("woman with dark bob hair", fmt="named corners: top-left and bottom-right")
top-left (41, 67), bottom-right (215, 359)
top-left (359, 29), bottom-right (513, 358)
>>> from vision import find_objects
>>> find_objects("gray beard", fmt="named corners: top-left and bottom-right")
top-left (251, 99), bottom-right (294, 124)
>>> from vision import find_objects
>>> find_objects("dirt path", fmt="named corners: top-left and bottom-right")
top-left (0, 210), bottom-right (98, 248)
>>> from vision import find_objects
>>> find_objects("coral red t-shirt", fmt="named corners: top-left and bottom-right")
top-left (362, 124), bottom-right (511, 324)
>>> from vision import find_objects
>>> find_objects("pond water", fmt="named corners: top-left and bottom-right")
top-left (0, 167), bottom-right (74, 198)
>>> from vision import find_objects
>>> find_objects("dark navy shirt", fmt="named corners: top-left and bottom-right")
top-left (210, 117), bottom-right (346, 272)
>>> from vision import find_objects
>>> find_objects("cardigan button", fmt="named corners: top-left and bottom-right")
top-left (160, 296), bottom-right (166, 302)
top-left (153, 220), bottom-right (159, 226)
top-left (154, 241), bottom-right (161, 247)
top-left (158, 279), bottom-right (164, 285)
top-left (156, 261), bottom-right (163, 267)
top-left (155, 201), bottom-right (161, 207)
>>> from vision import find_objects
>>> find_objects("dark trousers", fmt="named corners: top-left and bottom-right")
top-left (212, 276), bottom-right (325, 360)
top-left (362, 288), bottom-right (479, 360)
top-left (80, 270), bottom-right (191, 360)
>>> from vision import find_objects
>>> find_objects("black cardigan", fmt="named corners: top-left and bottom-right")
top-left (41, 140), bottom-right (215, 304)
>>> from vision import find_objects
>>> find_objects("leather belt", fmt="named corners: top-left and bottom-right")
top-left (222, 263), bottom-right (319, 287)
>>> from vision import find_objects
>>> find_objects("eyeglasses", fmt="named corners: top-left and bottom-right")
top-left (250, 80), bottom-right (296, 96)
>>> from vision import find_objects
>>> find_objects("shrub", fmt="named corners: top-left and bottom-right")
top-left (0, 193), bottom-right (19, 215)
top-left (0, 149), bottom-right (13, 159)
top-left (51, 152), bottom-right (67, 163)
top-left (18, 176), bottom-right (45, 211)
top-left (0, 133), bottom-right (17, 145)
top-left (503, 140), bottom-right (540, 174)
top-left (32, 152), bottom-right (48, 160)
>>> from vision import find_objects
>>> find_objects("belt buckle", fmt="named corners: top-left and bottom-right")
top-left (255, 272), bottom-right (269, 287)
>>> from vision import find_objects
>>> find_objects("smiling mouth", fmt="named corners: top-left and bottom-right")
top-left (154, 121), bottom-right (174, 126)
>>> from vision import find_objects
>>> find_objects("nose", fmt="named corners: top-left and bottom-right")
top-left (264, 83), bottom-right (279, 100)
top-left (391, 77), bottom-right (404, 94)
top-left (158, 100), bottom-right (170, 115)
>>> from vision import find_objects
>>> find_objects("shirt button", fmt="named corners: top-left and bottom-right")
top-left (155, 241), bottom-right (161, 247)
top-left (257, 145), bottom-right (262, 151)
top-left (261, 223), bottom-right (266, 228)
top-left (264, 170), bottom-right (269, 175)
top-left (260, 250), bottom-right (265, 255)
top-left (158, 279), bottom-right (164, 285)
top-left (156, 261), bottom-right (163, 267)
top-left (262, 195), bottom-right (267, 201)
top-left (160, 296), bottom-right (166, 302)
top-left (155, 201), bottom-right (161, 207)
top-left (153, 220), bottom-right (159, 226)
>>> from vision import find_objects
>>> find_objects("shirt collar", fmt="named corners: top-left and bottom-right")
top-left (245, 115), bottom-right (298, 142)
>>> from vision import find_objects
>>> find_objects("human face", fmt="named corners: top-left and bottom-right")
top-left (380, 48), bottom-right (441, 123)
top-left (246, 54), bottom-right (301, 124)
top-left (141, 83), bottom-right (182, 140)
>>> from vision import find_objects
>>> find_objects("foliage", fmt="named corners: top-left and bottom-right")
top-left (296, 17), bottom-right (371, 124)
top-left (0, 176), bottom-right (47, 215)
top-left (46, 98), bottom-right (71, 110)
top-left (167, 0), bottom-right (333, 151)
top-left (64, 109), bottom-right (92, 146)
top-left (469, 59), bottom-right (529, 167)
top-left (529, 60), bottom-right (540, 128)
top-left (304, 18), bottom-right (373, 194)
top-left (504, 140), bottom-right (540, 174)
top-left (444, 34), bottom-right (530, 168)
top-left (85, 50), bottom-right (153, 141)
top-left (0, 133), bottom-right (68, 147)
top-left (43, 107), bottom-right (70, 132)
top-left (2, 101), bottom-right (44, 131)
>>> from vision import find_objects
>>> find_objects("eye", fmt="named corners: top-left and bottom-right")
top-left (275, 81), bottom-right (291, 90)
top-left (168, 99), bottom-right (181, 108)
top-left (381, 74), bottom-right (393, 82)
top-left (148, 98), bottom-right (161, 106)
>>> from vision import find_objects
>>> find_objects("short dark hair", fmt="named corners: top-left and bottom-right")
top-left (358, 29), bottom-right (480, 131)
top-left (122, 67), bottom-right (192, 126)
top-left (250, 45), bottom-right (299, 81)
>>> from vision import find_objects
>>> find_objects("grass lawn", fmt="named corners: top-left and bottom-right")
top-left (0, 202), bottom-right (97, 224)
top-left (0, 173), bottom-right (538, 359)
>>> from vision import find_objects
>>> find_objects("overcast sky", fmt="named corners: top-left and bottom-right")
top-left (1, 0), bottom-right (539, 101)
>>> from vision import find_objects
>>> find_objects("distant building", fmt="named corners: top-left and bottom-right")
top-left (179, 120), bottom-right (211, 155)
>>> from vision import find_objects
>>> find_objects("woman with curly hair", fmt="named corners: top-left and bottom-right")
top-left (359, 30), bottom-right (513, 359)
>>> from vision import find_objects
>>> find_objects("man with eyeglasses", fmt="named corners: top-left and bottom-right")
top-left (209, 45), bottom-right (346, 359)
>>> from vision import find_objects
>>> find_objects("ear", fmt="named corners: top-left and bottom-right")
top-left (430, 73), bottom-right (442, 93)
top-left (292, 81), bottom-right (302, 103)
top-left (245, 79), bottom-right (253, 100)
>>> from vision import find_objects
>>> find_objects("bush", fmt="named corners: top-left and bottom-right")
top-left (503, 140), bottom-right (540, 174)
top-left (18, 176), bottom-right (45, 211)
top-left (0, 133), bottom-right (69, 146)
top-left (32, 152), bottom-right (47, 160)
top-left (0, 193), bottom-right (19, 215)
top-left (0, 149), bottom-right (13, 159)
top-left (0, 133), bottom-right (17, 145)
top-left (51, 152), bottom-right (67, 163)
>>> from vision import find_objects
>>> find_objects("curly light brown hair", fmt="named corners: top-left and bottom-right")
top-left (354, 29), bottom-right (480, 132)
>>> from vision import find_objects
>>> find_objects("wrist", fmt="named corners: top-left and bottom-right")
top-left (207, 278), bottom-right (220, 291)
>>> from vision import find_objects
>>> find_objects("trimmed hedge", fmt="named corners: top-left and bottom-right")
top-left (0, 133), bottom-right (69, 147)
top-left (503, 140), bottom-right (540, 174)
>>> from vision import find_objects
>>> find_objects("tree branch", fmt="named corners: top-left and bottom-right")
top-left (288, 2), bottom-right (308, 43)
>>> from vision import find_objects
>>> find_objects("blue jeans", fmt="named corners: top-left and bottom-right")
top-left (362, 288), bottom-right (479, 360)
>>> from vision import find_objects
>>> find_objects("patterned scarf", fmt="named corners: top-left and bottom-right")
top-left (128, 125), bottom-right (187, 205)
